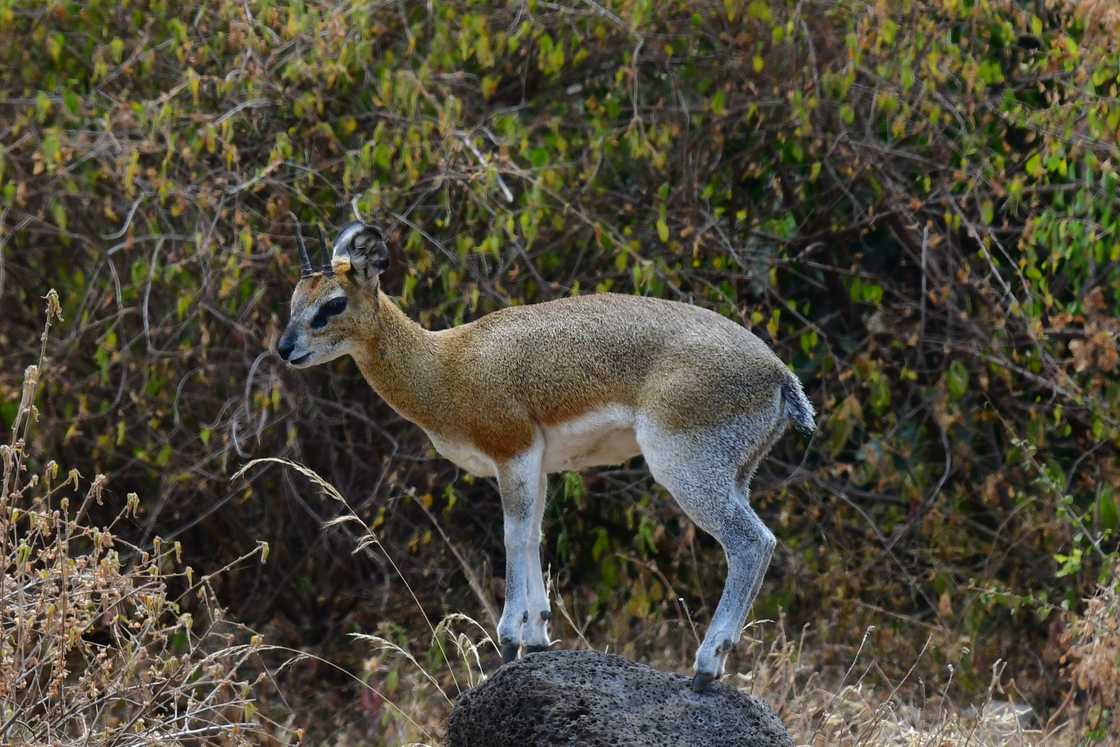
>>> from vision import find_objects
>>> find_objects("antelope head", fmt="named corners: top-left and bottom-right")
top-left (277, 216), bottom-right (390, 368)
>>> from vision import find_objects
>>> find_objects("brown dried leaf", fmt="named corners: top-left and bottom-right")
top-left (1085, 286), bottom-right (1107, 314)
top-left (1070, 338), bottom-right (1094, 372)
top-left (1096, 332), bottom-right (1118, 372)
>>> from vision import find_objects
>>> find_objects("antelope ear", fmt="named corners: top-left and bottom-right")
top-left (331, 222), bottom-right (389, 283)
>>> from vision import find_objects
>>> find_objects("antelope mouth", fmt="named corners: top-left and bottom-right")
top-left (288, 352), bottom-right (312, 366)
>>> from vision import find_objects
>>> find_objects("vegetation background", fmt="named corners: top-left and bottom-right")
top-left (2, 0), bottom-right (1119, 743)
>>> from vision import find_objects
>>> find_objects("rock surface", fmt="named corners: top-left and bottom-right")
top-left (446, 650), bottom-right (791, 747)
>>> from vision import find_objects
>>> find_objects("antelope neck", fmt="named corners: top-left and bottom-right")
top-left (351, 291), bottom-right (445, 430)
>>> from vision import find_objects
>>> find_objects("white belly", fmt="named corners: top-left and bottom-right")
top-left (424, 405), bottom-right (641, 477)
top-left (540, 405), bottom-right (641, 473)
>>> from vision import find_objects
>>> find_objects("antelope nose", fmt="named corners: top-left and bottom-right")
top-left (277, 335), bottom-right (295, 361)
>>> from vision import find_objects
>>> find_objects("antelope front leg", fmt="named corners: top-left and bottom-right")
top-left (521, 473), bottom-right (551, 653)
top-left (495, 450), bottom-right (547, 662)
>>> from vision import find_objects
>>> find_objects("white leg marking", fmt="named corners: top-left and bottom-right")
top-left (521, 472), bottom-right (551, 649)
top-left (495, 444), bottom-right (545, 655)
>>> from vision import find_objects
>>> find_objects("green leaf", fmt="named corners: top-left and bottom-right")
top-left (656, 217), bottom-right (669, 243)
top-left (591, 527), bottom-right (609, 562)
top-left (63, 90), bottom-right (81, 115)
top-left (47, 33), bottom-right (63, 63)
top-left (562, 471), bottom-right (584, 504)
top-left (50, 200), bottom-right (67, 231)
top-left (947, 360), bottom-right (969, 400)
top-left (711, 89), bottom-right (726, 117)
top-left (0, 401), bottom-right (17, 430)
top-left (880, 19), bottom-right (897, 46)
top-left (41, 132), bottom-right (60, 164)
top-left (1054, 547), bottom-right (1082, 578)
top-left (529, 147), bottom-right (550, 168)
top-left (869, 373), bottom-right (891, 413)
top-left (979, 59), bottom-right (1004, 85)
top-left (980, 199), bottom-right (994, 225)
top-left (901, 64), bottom-right (914, 92)
top-left (747, 0), bottom-right (772, 22)
top-left (1098, 486), bottom-right (1118, 535)
top-left (800, 330), bottom-right (818, 354)
top-left (1026, 153), bottom-right (1043, 178)
top-left (860, 282), bottom-right (883, 305)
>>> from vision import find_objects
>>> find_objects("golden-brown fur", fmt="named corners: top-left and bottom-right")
top-left (339, 291), bottom-right (790, 461)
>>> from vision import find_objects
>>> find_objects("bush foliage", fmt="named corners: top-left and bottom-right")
top-left (1, 296), bottom-right (281, 744)
top-left (2, 0), bottom-right (1119, 740)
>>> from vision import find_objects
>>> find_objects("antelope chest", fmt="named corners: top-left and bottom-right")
top-left (424, 430), bottom-right (497, 477)
top-left (423, 405), bottom-right (641, 478)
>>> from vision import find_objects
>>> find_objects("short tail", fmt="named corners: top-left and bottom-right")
top-left (781, 374), bottom-right (816, 437)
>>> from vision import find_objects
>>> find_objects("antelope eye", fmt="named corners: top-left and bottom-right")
top-left (310, 296), bottom-right (348, 329)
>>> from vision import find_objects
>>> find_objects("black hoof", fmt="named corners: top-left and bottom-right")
top-left (524, 643), bottom-right (550, 654)
top-left (500, 641), bottom-right (519, 664)
top-left (690, 671), bottom-right (716, 693)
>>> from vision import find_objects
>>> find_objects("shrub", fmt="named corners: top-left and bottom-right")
top-left (0, 293), bottom-right (280, 745)
top-left (1, 0), bottom-right (1118, 737)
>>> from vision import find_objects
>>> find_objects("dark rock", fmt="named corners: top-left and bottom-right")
top-left (446, 650), bottom-right (792, 747)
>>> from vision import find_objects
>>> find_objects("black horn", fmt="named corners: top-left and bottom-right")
top-left (318, 224), bottom-right (334, 276)
top-left (290, 212), bottom-right (314, 277)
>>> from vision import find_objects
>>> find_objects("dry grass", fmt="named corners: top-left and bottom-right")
top-left (729, 622), bottom-right (1049, 746)
top-left (1061, 564), bottom-right (1120, 740)
top-left (270, 605), bottom-right (1066, 746)
top-left (0, 294), bottom-right (297, 746)
top-left (247, 457), bottom-right (1100, 747)
top-left (1067, 0), bottom-right (1120, 31)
